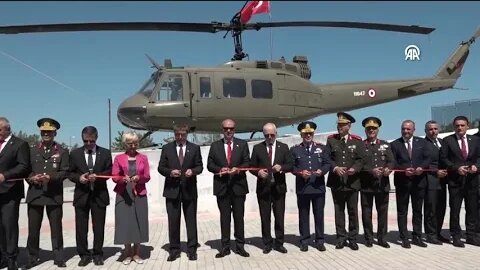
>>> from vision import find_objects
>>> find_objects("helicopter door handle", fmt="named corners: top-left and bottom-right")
top-left (184, 103), bottom-right (189, 108)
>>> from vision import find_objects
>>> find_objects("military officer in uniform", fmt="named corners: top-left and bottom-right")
top-left (326, 112), bottom-right (365, 250)
top-left (25, 118), bottom-right (69, 268)
top-left (359, 117), bottom-right (394, 248)
top-left (290, 121), bottom-right (331, 252)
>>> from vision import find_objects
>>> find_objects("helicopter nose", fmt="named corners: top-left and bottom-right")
top-left (117, 95), bottom-right (148, 130)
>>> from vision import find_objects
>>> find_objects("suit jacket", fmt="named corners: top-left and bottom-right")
top-left (290, 142), bottom-right (331, 194)
top-left (0, 135), bottom-right (31, 200)
top-left (69, 145), bottom-right (112, 207)
top-left (26, 142), bottom-right (69, 205)
top-left (207, 137), bottom-right (250, 197)
top-left (250, 140), bottom-right (293, 196)
top-left (440, 134), bottom-right (480, 188)
top-left (390, 136), bottom-right (430, 188)
top-left (360, 139), bottom-right (395, 193)
top-left (326, 134), bottom-right (365, 191)
top-left (158, 141), bottom-right (203, 200)
top-left (112, 152), bottom-right (151, 197)
top-left (424, 137), bottom-right (444, 190)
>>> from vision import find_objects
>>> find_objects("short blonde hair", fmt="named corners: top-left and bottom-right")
top-left (122, 131), bottom-right (139, 145)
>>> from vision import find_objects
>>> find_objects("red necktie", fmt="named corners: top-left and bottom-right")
top-left (178, 144), bottom-right (184, 166)
top-left (227, 141), bottom-right (232, 166)
top-left (461, 136), bottom-right (468, 160)
top-left (268, 144), bottom-right (273, 166)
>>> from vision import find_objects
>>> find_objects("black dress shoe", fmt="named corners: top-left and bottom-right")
top-left (401, 240), bottom-right (411, 249)
top-left (187, 252), bottom-right (197, 261)
top-left (78, 256), bottom-right (91, 267)
top-left (274, 245), bottom-right (288, 254)
top-left (0, 260), bottom-right (7, 269)
top-left (299, 244), bottom-right (308, 252)
top-left (438, 234), bottom-right (451, 243)
top-left (452, 239), bottom-right (465, 248)
top-left (93, 257), bottom-right (104, 266)
top-left (316, 243), bottom-right (326, 252)
top-left (426, 236), bottom-right (443, 245)
top-left (215, 248), bottom-right (231, 258)
top-left (466, 238), bottom-right (480, 247)
top-left (234, 248), bottom-right (250, 257)
top-left (167, 252), bottom-right (181, 262)
top-left (377, 240), bottom-right (390, 248)
top-left (365, 239), bottom-right (373, 247)
top-left (24, 257), bottom-right (40, 269)
top-left (54, 260), bottom-right (66, 268)
top-left (348, 242), bottom-right (359, 250)
top-left (262, 245), bottom-right (272, 254)
top-left (412, 237), bottom-right (427, 247)
top-left (7, 259), bottom-right (17, 270)
top-left (335, 240), bottom-right (347, 249)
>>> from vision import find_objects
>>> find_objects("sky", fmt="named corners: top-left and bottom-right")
top-left (0, 1), bottom-right (479, 148)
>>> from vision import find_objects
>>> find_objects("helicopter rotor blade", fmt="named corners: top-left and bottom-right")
top-left (245, 21), bottom-right (435, 34)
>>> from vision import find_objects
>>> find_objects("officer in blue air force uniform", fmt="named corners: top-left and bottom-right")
top-left (326, 112), bottom-right (365, 251)
top-left (290, 121), bottom-right (331, 252)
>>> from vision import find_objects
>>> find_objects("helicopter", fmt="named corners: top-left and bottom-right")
top-left (0, 2), bottom-right (478, 139)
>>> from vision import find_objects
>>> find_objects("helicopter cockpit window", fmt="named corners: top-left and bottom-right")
top-left (137, 75), bottom-right (157, 98)
top-left (223, 78), bottom-right (246, 98)
top-left (157, 74), bottom-right (184, 101)
top-left (252, 80), bottom-right (273, 99)
top-left (200, 77), bottom-right (212, 98)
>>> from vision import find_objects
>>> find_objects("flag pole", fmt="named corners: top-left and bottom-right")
top-left (269, 7), bottom-right (273, 60)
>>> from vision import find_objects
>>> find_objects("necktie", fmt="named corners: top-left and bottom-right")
top-left (87, 150), bottom-right (94, 191)
top-left (227, 141), bottom-right (232, 166)
top-left (341, 136), bottom-right (347, 145)
top-left (461, 136), bottom-right (468, 160)
top-left (178, 144), bottom-right (184, 166)
top-left (433, 140), bottom-right (439, 149)
top-left (268, 144), bottom-right (273, 165)
top-left (406, 140), bottom-right (412, 159)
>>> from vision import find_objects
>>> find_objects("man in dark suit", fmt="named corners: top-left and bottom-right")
top-left (440, 116), bottom-right (480, 247)
top-left (250, 123), bottom-right (293, 254)
top-left (423, 120), bottom-right (448, 245)
top-left (0, 117), bottom-right (31, 270)
top-left (390, 120), bottom-right (430, 248)
top-left (290, 121), bottom-right (331, 252)
top-left (326, 112), bottom-right (365, 250)
top-left (69, 126), bottom-right (112, 266)
top-left (207, 118), bottom-right (250, 258)
top-left (359, 117), bottom-right (394, 248)
top-left (158, 123), bottom-right (203, 262)
top-left (25, 118), bottom-right (69, 269)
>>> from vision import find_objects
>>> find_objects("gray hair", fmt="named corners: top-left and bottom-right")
top-left (0, 117), bottom-right (11, 131)
top-left (122, 131), bottom-right (139, 144)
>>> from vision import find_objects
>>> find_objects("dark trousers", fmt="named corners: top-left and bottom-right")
top-left (331, 190), bottom-right (359, 242)
top-left (27, 204), bottom-right (64, 260)
top-left (424, 189), bottom-right (439, 238)
top-left (437, 184), bottom-right (448, 237)
top-left (360, 191), bottom-right (389, 242)
top-left (166, 197), bottom-right (198, 254)
top-left (297, 193), bottom-right (325, 245)
top-left (75, 201), bottom-right (106, 258)
top-left (0, 198), bottom-right (20, 260)
top-left (257, 192), bottom-right (285, 247)
top-left (396, 185), bottom-right (425, 239)
top-left (216, 194), bottom-right (246, 249)
top-left (449, 185), bottom-right (478, 240)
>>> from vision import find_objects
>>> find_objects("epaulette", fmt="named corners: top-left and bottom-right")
top-left (327, 134), bottom-right (339, 139)
top-left (349, 134), bottom-right (363, 141)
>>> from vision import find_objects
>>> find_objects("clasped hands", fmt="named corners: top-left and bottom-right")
top-left (404, 167), bottom-right (424, 177)
top-left (372, 167), bottom-right (392, 178)
top-left (300, 169), bottom-right (323, 181)
top-left (458, 165), bottom-right (477, 176)
top-left (258, 164), bottom-right (283, 179)
top-left (170, 169), bottom-right (194, 178)
top-left (29, 173), bottom-right (51, 185)
top-left (123, 175), bottom-right (140, 183)
top-left (333, 167), bottom-right (356, 177)
top-left (79, 172), bottom-right (97, 184)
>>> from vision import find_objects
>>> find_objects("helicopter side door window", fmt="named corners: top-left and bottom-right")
top-left (252, 79), bottom-right (273, 99)
top-left (223, 78), bottom-right (246, 98)
top-left (157, 74), bottom-right (184, 101)
top-left (200, 77), bottom-right (212, 98)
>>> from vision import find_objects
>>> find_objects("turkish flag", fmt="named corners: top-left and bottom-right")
top-left (240, 1), bottom-right (271, 24)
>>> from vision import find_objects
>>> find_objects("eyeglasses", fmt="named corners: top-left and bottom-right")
top-left (83, 140), bottom-right (96, 143)
top-left (264, 133), bottom-right (276, 138)
top-left (302, 132), bottom-right (314, 136)
top-left (223, 127), bottom-right (235, 131)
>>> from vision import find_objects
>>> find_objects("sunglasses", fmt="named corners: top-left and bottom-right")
top-left (83, 140), bottom-right (96, 143)
top-left (264, 133), bottom-right (276, 138)
top-left (223, 127), bottom-right (235, 131)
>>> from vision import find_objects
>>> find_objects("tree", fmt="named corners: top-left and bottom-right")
top-left (14, 130), bottom-right (41, 147)
top-left (111, 131), bottom-right (155, 151)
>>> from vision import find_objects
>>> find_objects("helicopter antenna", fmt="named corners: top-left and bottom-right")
top-left (145, 54), bottom-right (162, 70)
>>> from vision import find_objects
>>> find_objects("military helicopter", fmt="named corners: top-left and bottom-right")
top-left (0, 2), bottom-right (478, 139)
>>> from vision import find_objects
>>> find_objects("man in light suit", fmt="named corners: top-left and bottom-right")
top-left (69, 126), bottom-right (112, 266)
top-left (390, 120), bottom-right (431, 248)
top-left (0, 117), bottom-right (31, 270)
top-left (249, 123), bottom-right (293, 254)
top-left (440, 116), bottom-right (480, 247)
top-left (207, 119), bottom-right (250, 258)
top-left (158, 124), bottom-right (203, 262)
